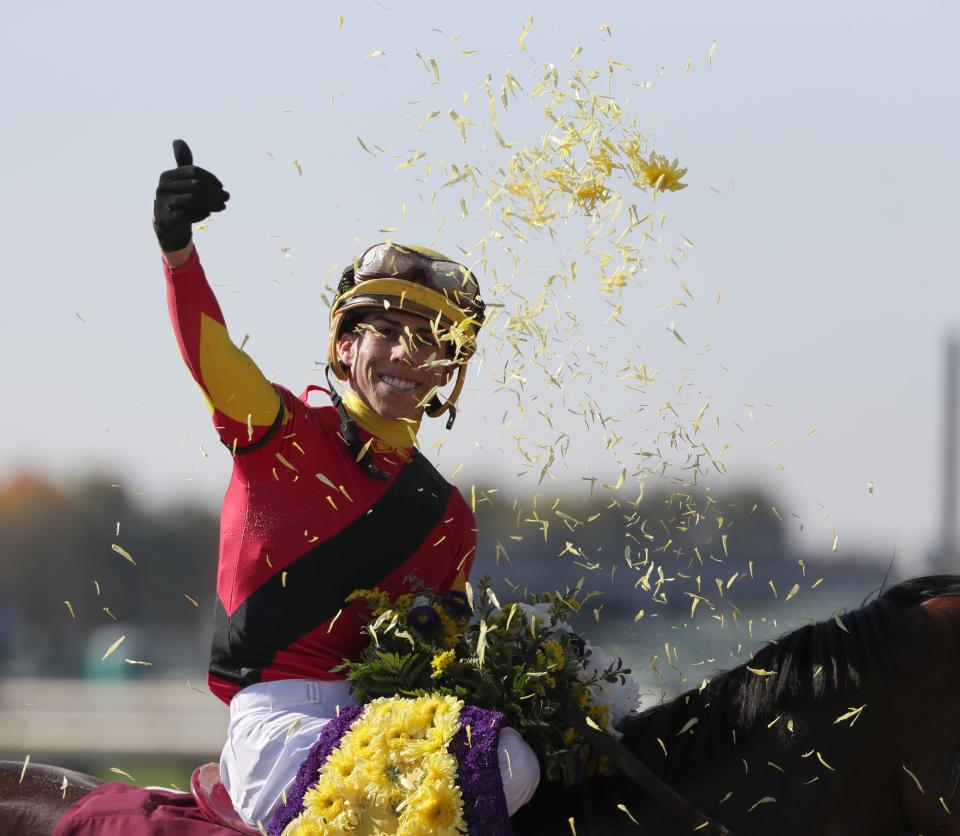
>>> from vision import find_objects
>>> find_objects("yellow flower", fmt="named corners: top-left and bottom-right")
top-left (348, 724), bottom-right (377, 759)
top-left (364, 697), bottom-right (403, 732)
top-left (635, 152), bottom-right (688, 192)
top-left (322, 745), bottom-right (361, 786)
top-left (419, 693), bottom-right (457, 722)
top-left (570, 684), bottom-right (592, 711)
top-left (393, 593), bottom-right (415, 612)
top-left (430, 649), bottom-right (456, 679)
top-left (281, 813), bottom-right (325, 835)
top-left (399, 695), bottom-right (462, 761)
top-left (380, 723), bottom-right (410, 761)
top-left (420, 750), bottom-right (458, 785)
top-left (303, 782), bottom-right (352, 823)
top-left (345, 587), bottom-right (376, 604)
top-left (574, 182), bottom-right (611, 212)
top-left (400, 731), bottom-right (445, 761)
top-left (587, 702), bottom-right (610, 732)
top-left (398, 777), bottom-right (466, 835)
top-left (402, 699), bottom-right (441, 739)
top-left (355, 753), bottom-right (393, 801)
top-left (436, 609), bottom-right (463, 649)
top-left (539, 639), bottom-right (565, 669)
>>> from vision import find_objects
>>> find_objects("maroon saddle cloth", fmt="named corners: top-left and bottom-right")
top-left (53, 777), bottom-right (248, 836)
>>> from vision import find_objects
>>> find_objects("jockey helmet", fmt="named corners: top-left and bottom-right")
top-left (327, 243), bottom-right (485, 422)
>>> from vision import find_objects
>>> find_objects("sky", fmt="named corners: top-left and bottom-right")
top-left (2, 0), bottom-right (958, 572)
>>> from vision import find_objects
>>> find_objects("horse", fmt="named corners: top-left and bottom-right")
top-left (5, 575), bottom-right (960, 835)
top-left (0, 762), bottom-right (101, 835)
top-left (512, 574), bottom-right (960, 835)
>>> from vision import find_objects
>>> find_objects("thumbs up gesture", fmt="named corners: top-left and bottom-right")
top-left (153, 140), bottom-right (230, 252)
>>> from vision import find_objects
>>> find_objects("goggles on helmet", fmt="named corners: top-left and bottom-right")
top-left (354, 243), bottom-right (485, 322)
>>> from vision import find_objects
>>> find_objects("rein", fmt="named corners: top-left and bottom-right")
top-left (558, 697), bottom-right (735, 836)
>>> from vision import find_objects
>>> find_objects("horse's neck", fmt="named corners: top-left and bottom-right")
top-left (655, 597), bottom-right (960, 836)
top-left (631, 710), bottom-right (891, 833)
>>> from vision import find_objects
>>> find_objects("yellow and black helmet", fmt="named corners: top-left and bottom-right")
top-left (327, 243), bottom-right (485, 421)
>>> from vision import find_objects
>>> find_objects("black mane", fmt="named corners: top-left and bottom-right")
top-left (618, 574), bottom-right (960, 784)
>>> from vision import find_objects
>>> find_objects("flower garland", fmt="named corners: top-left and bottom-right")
top-left (279, 694), bottom-right (467, 835)
top-left (269, 701), bottom-right (511, 836)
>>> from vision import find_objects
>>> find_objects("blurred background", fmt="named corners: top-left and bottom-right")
top-left (1, 0), bottom-right (958, 789)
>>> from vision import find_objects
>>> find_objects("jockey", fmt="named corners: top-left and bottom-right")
top-left (152, 140), bottom-right (540, 829)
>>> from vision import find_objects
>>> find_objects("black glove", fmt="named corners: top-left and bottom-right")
top-left (152, 139), bottom-right (230, 252)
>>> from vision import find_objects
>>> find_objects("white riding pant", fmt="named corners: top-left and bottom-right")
top-left (220, 679), bottom-right (541, 828)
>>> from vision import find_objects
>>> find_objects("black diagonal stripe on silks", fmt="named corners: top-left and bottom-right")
top-left (209, 450), bottom-right (452, 688)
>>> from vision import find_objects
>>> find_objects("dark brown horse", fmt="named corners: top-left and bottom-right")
top-left (6, 575), bottom-right (960, 835)
top-left (514, 575), bottom-right (960, 835)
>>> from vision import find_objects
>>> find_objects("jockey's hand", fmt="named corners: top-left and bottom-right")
top-left (153, 139), bottom-right (230, 252)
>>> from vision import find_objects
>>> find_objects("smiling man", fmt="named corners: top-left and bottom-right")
top-left (148, 140), bottom-right (540, 828)
top-left (341, 311), bottom-right (445, 417)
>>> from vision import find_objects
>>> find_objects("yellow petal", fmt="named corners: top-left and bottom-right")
top-left (101, 635), bottom-right (126, 662)
top-left (111, 544), bottom-right (136, 565)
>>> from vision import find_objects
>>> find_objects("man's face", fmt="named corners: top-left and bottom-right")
top-left (337, 310), bottom-right (452, 420)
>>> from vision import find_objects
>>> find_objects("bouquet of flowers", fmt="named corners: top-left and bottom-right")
top-left (336, 577), bottom-right (640, 786)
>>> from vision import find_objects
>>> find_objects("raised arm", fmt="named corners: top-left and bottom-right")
top-left (154, 140), bottom-right (282, 452)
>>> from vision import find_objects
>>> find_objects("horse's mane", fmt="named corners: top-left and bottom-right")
top-left (618, 573), bottom-right (960, 784)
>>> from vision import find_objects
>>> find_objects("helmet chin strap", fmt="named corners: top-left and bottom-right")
top-left (324, 365), bottom-right (390, 481)
top-left (428, 396), bottom-right (457, 430)
top-left (424, 364), bottom-right (467, 429)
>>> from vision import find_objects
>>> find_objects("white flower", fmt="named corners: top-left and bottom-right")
top-left (517, 602), bottom-right (554, 624)
top-left (578, 641), bottom-right (641, 738)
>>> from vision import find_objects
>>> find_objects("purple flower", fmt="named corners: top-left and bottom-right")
top-left (569, 634), bottom-right (586, 655)
top-left (408, 605), bottom-right (441, 632)
top-left (441, 590), bottom-right (471, 617)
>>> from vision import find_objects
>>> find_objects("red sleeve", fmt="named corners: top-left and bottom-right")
top-left (164, 248), bottom-right (281, 451)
